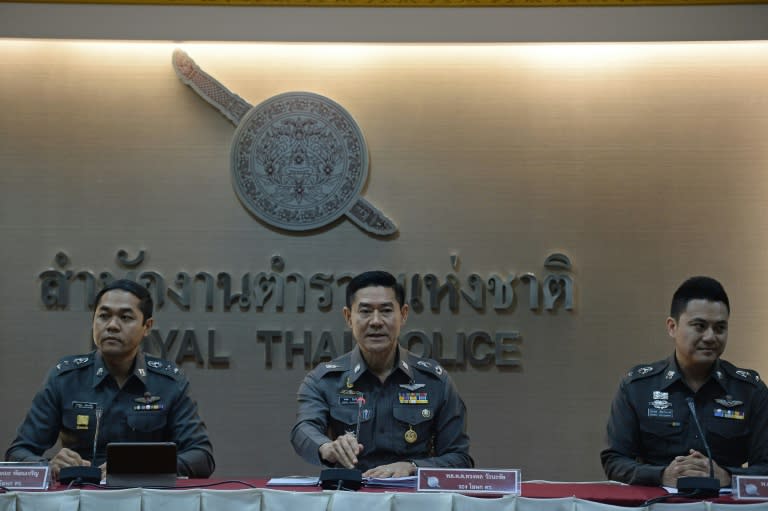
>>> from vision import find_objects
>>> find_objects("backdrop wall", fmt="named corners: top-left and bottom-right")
top-left (1, 24), bottom-right (768, 481)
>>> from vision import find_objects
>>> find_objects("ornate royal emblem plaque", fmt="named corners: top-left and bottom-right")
top-left (172, 50), bottom-right (397, 236)
top-left (230, 93), bottom-right (367, 231)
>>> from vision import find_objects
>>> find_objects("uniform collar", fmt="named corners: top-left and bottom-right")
top-left (92, 351), bottom-right (148, 388)
top-left (661, 354), bottom-right (726, 391)
top-left (658, 356), bottom-right (682, 389)
top-left (710, 359), bottom-right (728, 391)
top-left (347, 345), bottom-right (413, 384)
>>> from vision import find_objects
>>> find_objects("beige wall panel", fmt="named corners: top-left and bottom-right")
top-left (2, 41), bottom-right (768, 481)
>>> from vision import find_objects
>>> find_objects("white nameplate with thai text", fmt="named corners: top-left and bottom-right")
top-left (417, 468), bottom-right (521, 495)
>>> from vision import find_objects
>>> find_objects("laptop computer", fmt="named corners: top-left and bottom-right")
top-left (106, 442), bottom-right (177, 487)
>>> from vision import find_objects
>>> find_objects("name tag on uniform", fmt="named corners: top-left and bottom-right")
top-left (72, 401), bottom-right (97, 410)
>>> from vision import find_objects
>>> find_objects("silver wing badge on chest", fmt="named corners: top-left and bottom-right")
top-left (172, 50), bottom-right (397, 237)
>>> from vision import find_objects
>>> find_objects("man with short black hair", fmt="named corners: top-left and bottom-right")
top-left (601, 276), bottom-right (768, 487)
top-left (291, 270), bottom-right (473, 477)
top-left (6, 279), bottom-right (215, 480)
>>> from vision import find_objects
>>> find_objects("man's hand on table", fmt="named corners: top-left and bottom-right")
top-left (319, 433), bottom-right (363, 469)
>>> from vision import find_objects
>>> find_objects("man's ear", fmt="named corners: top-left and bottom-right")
top-left (665, 317), bottom-right (677, 339)
top-left (342, 307), bottom-right (352, 328)
top-left (143, 317), bottom-right (155, 336)
top-left (400, 303), bottom-right (409, 323)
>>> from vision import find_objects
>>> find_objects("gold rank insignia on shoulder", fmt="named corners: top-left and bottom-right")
top-left (346, 376), bottom-right (354, 389)
top-left (404, 426), bottom-right (417, 444)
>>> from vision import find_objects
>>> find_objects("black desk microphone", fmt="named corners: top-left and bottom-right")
top-left (319, 397), bottom-right (364, 491)
top-left (59, 407), bottom-right (103, 485)
top-left (676, 397), bottom-right (720, 497)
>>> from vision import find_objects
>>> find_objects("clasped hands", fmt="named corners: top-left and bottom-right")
top-left (661, 449), bottom-right (730, 488)
top-left (319, 432), bottom-right (415, 478)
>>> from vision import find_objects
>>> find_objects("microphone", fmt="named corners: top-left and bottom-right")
top-left (92, 407), bottom-right (103, 463)
top-left (319, 397), bottom-right (365, 491)
top-left (354, 396), bottom-right (366, 439)
top-left (676, 397), bottom-right (720, 497)
top-left (59, 407), bottom-right (103, 485)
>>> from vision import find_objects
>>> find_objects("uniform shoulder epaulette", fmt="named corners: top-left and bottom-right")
top-left (623, 360), bottom-right (667, 383)
top-left (407, 353), bottom-right (446, 379)
top-left (55, 353), bottom-right (94, 374)
top-left (144, 355), bottom-right (184, 380)
top-left (313, 353), bottom-right (352, 378)
top-left (720, 360), bottom-right (762, 386)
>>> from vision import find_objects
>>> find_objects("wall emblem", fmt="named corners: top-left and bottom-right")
top-left (172, 50), bottom-right (397, 236)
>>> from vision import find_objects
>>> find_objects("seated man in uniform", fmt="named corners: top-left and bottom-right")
top-left (601, 276), bottom-right (768, 487)
top-left (290, 270), bottom-right (473, 478)
top-left (5, 279), bottom-right (215, 480)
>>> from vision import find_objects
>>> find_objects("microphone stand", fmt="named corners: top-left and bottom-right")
top-left (319, 397), bottom-right (364, 491)
top-left (59, 407), bottom-right (103, 485)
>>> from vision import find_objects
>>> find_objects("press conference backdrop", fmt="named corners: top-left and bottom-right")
top-left (2, 23), bottom-right (768, 481)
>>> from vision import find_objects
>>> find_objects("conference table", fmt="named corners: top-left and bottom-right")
top-left (1, 479), bottom-right (765, 511)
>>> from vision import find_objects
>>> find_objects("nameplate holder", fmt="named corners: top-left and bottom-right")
top-left (0, 462), bottom-right (51, 490)
top-left (732, 476), bottom-right (768, 500)
top-left (417, 468), bottom-right (520, 495)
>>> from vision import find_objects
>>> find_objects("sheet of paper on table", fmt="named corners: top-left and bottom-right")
top-left (663, 486), bottom-right (732, 495)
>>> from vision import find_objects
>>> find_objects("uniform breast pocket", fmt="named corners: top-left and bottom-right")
top-left (392, 405), bottom-right (434, 457)
top-left (329, 406), bottom-right (357, 428)
top-left (393, 405), bottom-right (433, 426)
top-left (708, 418), bottom-right (750, 463)
top-left (330, 405), bottom-right (374, 427)
top-left (127, 412), bottom-right (168, 439)
top-left (639, 420), bottom-right (682, 458)
top-left (393, 406), bottom-right (434, 446)
top-left (61, 409), bottom-right (95, 450)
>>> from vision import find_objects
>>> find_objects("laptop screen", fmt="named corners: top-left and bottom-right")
top-left (106, 442), bottom-right (177, 486)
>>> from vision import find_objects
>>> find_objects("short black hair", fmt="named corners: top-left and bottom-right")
top-left (670, 276), bottom-right (730, 320)
top-left (94, 279), bottom-right (154, 324)
top-left (346, 270), bottom-right (405, 308)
